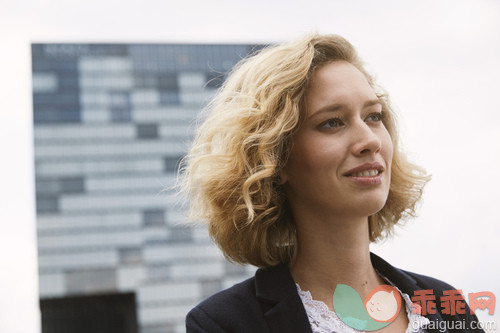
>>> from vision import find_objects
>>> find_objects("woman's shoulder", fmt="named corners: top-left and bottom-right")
top-left (371, 252), bottom-right (454, 290)
top-left (401, 268), bottom-right (457, 291)
top-left (185, 275), bottom-right (267, 332)
top-left (186, 264), bottom-right (310, 332)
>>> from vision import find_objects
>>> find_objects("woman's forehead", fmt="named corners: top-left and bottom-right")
top-left (303, 61), bottom-right (378, 117)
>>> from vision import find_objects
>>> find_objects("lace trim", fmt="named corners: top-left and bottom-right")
top-left (296, 283), bottom-right (362, 333)
top-left (296, 283), bottom-right (430, 333)
top-left (400, 288), bottom-right (430, 332)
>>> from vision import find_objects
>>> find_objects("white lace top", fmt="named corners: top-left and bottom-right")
top-left (296, 280), bottom-right (430, 333)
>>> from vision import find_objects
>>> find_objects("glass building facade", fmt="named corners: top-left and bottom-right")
top-left (32, 43), bottom-right (262, 333)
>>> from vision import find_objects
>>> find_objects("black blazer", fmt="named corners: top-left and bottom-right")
top-left (186, 253), bottom-right (483, 332)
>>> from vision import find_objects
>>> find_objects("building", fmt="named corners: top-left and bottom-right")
top-left (32, 43), bottom-right (262, 333)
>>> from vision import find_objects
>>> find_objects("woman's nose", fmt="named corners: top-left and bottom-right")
top-left (351, 121), bottom-right (382, 156)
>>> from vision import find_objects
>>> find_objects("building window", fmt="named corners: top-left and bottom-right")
top-left (119, 248), bottom-right (142, 264)
top-left (36, 179), bottom-right (59, 194)
top-left (157, 74), bottom-right (178, 90)
top-left (159, 91), bottom-right (179, 105)
top-left (163, 155), bottom-right (183, 173)
top-left (142, 209), bottom-right (165, 226)
top-left (36, 195), bottom-right (59, 213)
top-left (136, 124), bottom-right (158, 139)
top-left (36, 177), bottom-right (85, 194)
top-left (110, 107), bottom-right (131, 122)
top-left (109, 91), bottom-right (131, 122)
top-left (134, 75), bottom-right (157, 88)
top-left (60, 177), bottom-right (85, 193)
top-left (34, 109), bottom-right (81, 124)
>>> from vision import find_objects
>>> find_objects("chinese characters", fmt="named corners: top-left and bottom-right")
top-left (411, 290), bottom-right (495, 316)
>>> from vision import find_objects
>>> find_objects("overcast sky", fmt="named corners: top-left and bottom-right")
top-left (1, 1), bottom-right (499, 332)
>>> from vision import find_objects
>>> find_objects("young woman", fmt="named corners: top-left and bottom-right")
top-left (182, 34), bottom-right (482, 333)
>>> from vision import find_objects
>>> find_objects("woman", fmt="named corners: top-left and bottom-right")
top-left (182, 34), bottom-right (482, 332)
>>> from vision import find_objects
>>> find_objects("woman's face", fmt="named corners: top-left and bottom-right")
top-left (281, 61), bottom-right (393, 220)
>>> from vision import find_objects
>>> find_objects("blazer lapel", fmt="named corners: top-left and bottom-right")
top-left (254, 264), bottom-right (313, 333)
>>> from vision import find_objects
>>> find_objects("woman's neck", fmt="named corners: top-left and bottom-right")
top-left (289, 215), bottom-right (384, 308)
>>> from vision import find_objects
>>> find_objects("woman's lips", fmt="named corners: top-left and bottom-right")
top-left (350, 169), bottom-right (380, 177)
top-left (345, 169), bottom-right (383, 185)
top-left (344, 162), bottom-right (384, 176)
top-left (344, 163), bottom-right (384, 186)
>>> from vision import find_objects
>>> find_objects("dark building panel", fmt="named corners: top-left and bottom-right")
top-left (32, 59), bottom-right (79, 72)
top-left (33, 92), bottom-right (80, 106)
top-left (34, 108), bottom-right (81, 124)
top-left (119, 247), bottom-right (142, 264)
top-left (136, 123), bottom-right (159, 139)
top-left (163, 155), bottom-right (183, 173)
top-left (36, 177), bottom-right (85, 194)
top-left (134, 74), bottom-right (158, 88)
top-left (110, 107), bottom-right (131, 122)
top-left (159, 91), bottom-right (179, 105)
top-left (36, 195), bottom-right (59, 214)
top-left (60, 177), bottom-right (85, 193)
top-left (32, 56), bottom-right (81, 124)
top-left (57, 73), bottom-right (80, 93)
top-left (157, 73), bottom-right (178, 91)
top-left (40, 292), bottom-right (138, 333)
top-left (142, 209), bottom-right (165, 226)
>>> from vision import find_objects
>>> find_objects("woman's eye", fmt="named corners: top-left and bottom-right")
top-left (319, 118), bottom-right (344, 129)
top-left (365, 112), bottom-right (385, 122)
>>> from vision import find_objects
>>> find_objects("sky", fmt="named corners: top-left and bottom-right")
top-left (0, 0), bottom-right (499, 332)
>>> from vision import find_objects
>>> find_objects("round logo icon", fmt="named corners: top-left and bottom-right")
top-left (364, 284), bottom-right (402, 323)
top-left (333, 284), bottom-right (402, 331)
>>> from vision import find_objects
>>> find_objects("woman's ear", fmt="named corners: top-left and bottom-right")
top-left (279, 169), bottom-right (288, 185)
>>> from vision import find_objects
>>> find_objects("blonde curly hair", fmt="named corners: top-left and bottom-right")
top-left (181, 33), bottom-right (430, 268)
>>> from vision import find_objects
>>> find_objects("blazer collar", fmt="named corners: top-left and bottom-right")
top-left (254, 252), bottom-right (447, 333)
top-left (255, 264), bottom-right (313, 333)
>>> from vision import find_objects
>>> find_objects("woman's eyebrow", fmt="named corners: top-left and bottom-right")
top-left (363, 99), bottom-right (382, 108)
top-left (309, 99), bottom-right (382, 119)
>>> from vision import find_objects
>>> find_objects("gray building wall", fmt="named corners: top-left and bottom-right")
top-left (32, 43), bottom-right (262, 333)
